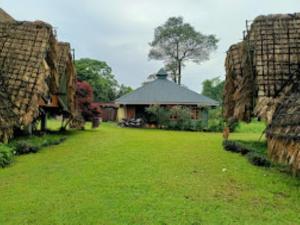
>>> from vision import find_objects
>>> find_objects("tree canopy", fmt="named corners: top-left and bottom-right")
top-left (149, 17), bottom-right (218, 85)
top-left (201, 77), bottom-right (224, 103)
top-left (75, 58), bottom-right (132, 102)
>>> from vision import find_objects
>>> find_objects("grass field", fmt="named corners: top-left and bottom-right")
top-left (0, 122), bottom-right (299, 225)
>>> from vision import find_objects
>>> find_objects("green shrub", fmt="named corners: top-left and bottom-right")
top-left (0, 144), bottom-right (14, 168)
top-left (223, 140), bottom-right (271, 168)
top-left (189, 120), bottom-right (204, 131)
top-left (146, 105), bottom-right (171, 128)
top-left (227, 117), bottom-right (239, 132)
top-left (247, 152), bottom-right (271, 167)
top-left (223, 140), bottom-right (250, 155)
top-left (14, 141), bottom-right (40, 155)
top-left (207, 118), bottom-right (224, 132)
top-left (13, 136), bottom-right (67, 155)
top-left (207, 107), bottom-right (224, 132)
top-left (169, 106), bottom-right (192, 130)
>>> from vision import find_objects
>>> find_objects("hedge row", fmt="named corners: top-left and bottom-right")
top-left (223, 140), bottom-right (271, 167)
top-left (0, 136), bottom-right (67, 168)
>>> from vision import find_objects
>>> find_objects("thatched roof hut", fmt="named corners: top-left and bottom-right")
top-left (224, 13), bottom-right (300, 123)
top-left (224, 13), bottom-right (300, 174)
top-left (0, 21), bottom-right (58, 126)
top-left (0, 12), bottom-right (78, 141)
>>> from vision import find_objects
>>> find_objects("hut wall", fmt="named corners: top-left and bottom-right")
top-left (126, 106), bottom-right (136, 119)
top-left (117, 106), bottom-right (126, 122)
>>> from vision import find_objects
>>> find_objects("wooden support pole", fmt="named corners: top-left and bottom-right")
top-left (41, 112), bottom-right (47, 132)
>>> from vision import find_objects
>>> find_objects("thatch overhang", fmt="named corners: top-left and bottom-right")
top-left (56, 42), bottom-right (77, 116)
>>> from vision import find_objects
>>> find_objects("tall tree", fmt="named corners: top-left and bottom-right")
top-left (75, 58), bottom-right (131, 102)
top-left (202, 77), bottom-right (224, 102)
top-left (149, 17), bottom-right (218, 85)
top-left (116, 84), bottom-right (133, 98)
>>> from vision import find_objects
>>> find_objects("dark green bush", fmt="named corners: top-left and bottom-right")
top-left (189, 120), bottom-right (204, 131)
top-left (169, 106), bottom-right (192, 130)
top-left (0, 145), bottom-right (14, 168)
top-left (146, 105), bottom-right (171, 128)
top-left (247, 152), bottom-right (271, 167)
top-left (223, 140), bottom-right (271, 168)
top-left (13, 136), bottom-right (67, 155)
top-left (223, 140), bottom-right (250, 155)
top-left (206, 107), bottom-right (225, 132)
top-left (14, 141), bottom-right (40, 155)
top-left (146, 105), bottom-right (224, 132)
top-left (227, 117), bottom-right (240, 132)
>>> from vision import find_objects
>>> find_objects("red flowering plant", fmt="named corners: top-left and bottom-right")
top-left (76, 80), bottom-right (101, 128)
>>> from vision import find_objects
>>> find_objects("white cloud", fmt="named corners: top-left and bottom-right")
top-left (2, 0), bottom-right (300, 91)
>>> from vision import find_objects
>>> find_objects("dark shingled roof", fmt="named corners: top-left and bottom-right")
top-left (115, 69), bottom-right (219, 106)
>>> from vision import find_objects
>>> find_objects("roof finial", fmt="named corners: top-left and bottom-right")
top-left (156, 68), bottom-right (168, 79)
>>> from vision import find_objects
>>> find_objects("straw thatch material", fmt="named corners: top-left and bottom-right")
top-left (56, 42), bottom-right (77, 116)
top-left (224, 13), bottom-right (300, 174)
top-left (266, 78), bottom-right (300, 175)
top-left (0, 90), bottom-right (18, 142)
top-left (0, 21), bottom-right (58, 126)
top-left (224, 42), bottom-right (255, 122)
top-left (224, 13), bottom-right (300, 123)
top-left (0, 20), bottom-right (60, 141)
top-left (0, 8), bottom-right (14, 23)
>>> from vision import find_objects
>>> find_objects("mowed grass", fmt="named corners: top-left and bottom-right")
top-left (0, 122), bottom-right (300, 225)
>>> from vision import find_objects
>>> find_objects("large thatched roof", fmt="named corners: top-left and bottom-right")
top-left (224, 13), bottom-right (300, 123)
top-left (224, 13), bottom-right (300, 175)
top-left (0, 10), bottom-right (79, 142)
top-left (0, 21), bottom-right (59, 126)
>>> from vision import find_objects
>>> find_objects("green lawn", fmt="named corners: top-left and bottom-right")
top-left (0, 122), bottom-right (299, 225)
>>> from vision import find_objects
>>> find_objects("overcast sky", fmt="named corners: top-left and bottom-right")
top-left (1, 0), bottom-right (300, 92)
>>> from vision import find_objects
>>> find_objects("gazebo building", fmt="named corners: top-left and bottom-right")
top-left (115, 69), bottom-right (219, 124)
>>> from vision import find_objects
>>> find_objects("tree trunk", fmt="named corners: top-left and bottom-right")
top-left (172, 73), bottom-right (177, 83)
top-left (178, 60), bottom-right (182, 85)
